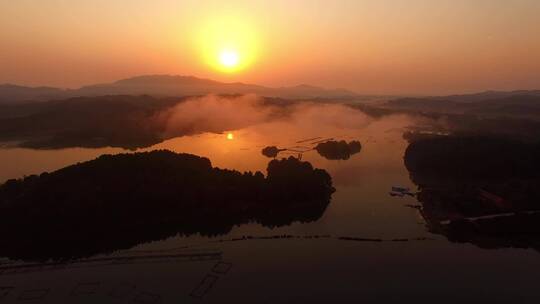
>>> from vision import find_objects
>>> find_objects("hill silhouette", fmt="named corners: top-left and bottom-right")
top-left (404, 136), bottom-right (540, 252)
top-left (386, 93), bottom-right (540, 119)
top-left (0, 95), bottom-right (181, 149)
top-left (0, 74), bottom-right (357, 104)
top-left (0, 84), bottom-right (65, 104)
top-left (0, 150), bottom-right (335, 261)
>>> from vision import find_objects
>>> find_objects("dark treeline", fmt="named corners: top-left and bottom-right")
top-left (0, 150), bottom-right (334, 261)
top-left (404, 136), bottom-right (540, 251)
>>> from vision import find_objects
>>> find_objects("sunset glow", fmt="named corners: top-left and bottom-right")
top-left (1, 1), bottom-right (540, 93)
top-left (2, 1), bottom-right (540, 301)
top-left (196, 15), bottom-right (260, 74)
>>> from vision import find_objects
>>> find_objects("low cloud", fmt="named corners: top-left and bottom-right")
top-left (157, 95), bottom-right (393, 140)
top-left (288, 102), bottom-right (373, 130)
top-left (159, 94), bottom-right (275, 137)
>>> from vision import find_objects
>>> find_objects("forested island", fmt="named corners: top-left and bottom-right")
top-left (315, 140), bottom-right (362, 160)
top-left (0, 150), bottom-right (334, 261)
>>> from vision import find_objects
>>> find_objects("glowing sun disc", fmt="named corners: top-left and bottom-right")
top-left (196, 15), bottom-right (260, 73)
top-left (220, 50), bottom-right (239, 67)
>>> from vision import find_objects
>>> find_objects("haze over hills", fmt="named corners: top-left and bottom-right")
top-left (0, 84), bottom-right (66, 104)
top-left (2, 74), bottom-right (540, 108)
top-left (428, 90), bottom-right (540, 103)
top-left (0, 75), bottom-right (358, 104)
top-left (385, 93), bottom-right (540, 118)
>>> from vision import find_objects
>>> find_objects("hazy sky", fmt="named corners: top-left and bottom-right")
top-left (1, 0), bottom-right (540, 94)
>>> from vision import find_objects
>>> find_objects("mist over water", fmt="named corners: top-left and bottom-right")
top-left (0, 96), bottom-right (417, 182)
top-left (159, 94), bottom-right (380, 141)
top-left (159, 94), bottom-right (273, 137)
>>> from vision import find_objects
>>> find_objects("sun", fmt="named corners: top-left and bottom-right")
top-left (196, 15), bottom-right (260, 73)
top-left (226, 133), bottom-right (234, 140)
top-left (219, 50), bottom-right (239, 68)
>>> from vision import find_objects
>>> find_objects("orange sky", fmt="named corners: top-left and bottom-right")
top-left (1, 0), bottom-right (540, 95)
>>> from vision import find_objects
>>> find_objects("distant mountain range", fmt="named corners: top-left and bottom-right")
top-left (0, 85), bottom-right (66, 104)
top-left (0, 75), bottom-right (358, 104)
top-left (2, 75), bottom-right (539, 108)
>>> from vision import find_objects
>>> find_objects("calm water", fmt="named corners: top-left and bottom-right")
top-left (1, 114), bottom-right (539, 303)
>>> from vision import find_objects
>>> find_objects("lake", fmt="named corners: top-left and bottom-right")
top-left (1, 110), bottom-right (539, 303)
